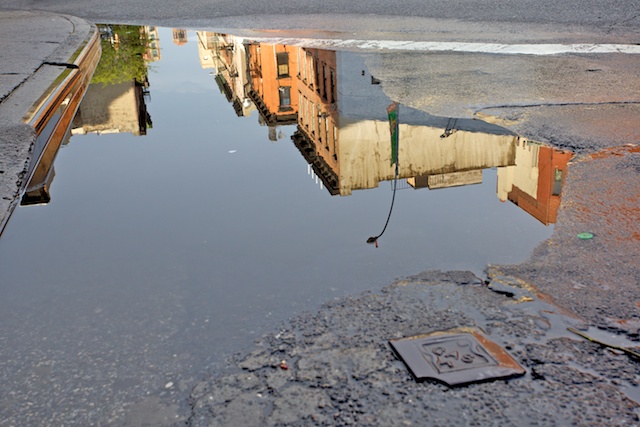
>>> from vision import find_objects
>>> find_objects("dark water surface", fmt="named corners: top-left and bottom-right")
top-left (0, 28), bottom-right (560, 423)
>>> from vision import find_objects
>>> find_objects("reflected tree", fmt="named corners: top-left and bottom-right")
top-left (92, 25), bottom-right (151, 86)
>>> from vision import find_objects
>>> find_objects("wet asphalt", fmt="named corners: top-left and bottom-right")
top-left (190, 270), bottom-right (640, 426)
top-left (0, 2), bottom-right (639, 426)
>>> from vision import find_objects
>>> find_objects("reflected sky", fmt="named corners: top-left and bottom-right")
top-left (0, 27), bottom-right (567, 424)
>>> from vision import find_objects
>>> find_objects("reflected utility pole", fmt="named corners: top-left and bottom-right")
top-left (367, 102), bottom-right (400, 247)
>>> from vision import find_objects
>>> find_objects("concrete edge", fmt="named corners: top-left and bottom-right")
top-left (0, 12), bottom-right (100, 237)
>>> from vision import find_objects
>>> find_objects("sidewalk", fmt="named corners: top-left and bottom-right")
top-left (0, 10), bottom-right (99, 235)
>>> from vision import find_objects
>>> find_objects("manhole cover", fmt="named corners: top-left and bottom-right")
top-left (389, 327), bottom-right (525, 386)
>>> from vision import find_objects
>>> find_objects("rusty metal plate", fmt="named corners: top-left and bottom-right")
top-left (389, 328), bottom-right (525, 386)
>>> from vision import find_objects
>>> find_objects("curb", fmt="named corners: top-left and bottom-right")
top-left (0, 13), bottom-right (101, 237)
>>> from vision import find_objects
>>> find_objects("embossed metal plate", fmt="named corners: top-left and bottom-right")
top-left (389, 328), bottom-right (525, 386)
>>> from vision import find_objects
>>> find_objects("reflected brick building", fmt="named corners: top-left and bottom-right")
top-left (291, 50), bottom-right (518, 196)
top-left (245, 42), bottom-right (299, 138)
top-left (497, 142), bottom-right (573, 225)
top-left (195, 39), bottom-right (573, 226)
top-left (293, 48), bottom-right (340, 193)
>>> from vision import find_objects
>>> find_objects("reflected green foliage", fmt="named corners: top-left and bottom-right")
top-left (92, 25), bottom-right (150, 86)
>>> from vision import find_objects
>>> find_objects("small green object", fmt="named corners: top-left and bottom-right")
top-left (577, 232), bottom-right (594, 240)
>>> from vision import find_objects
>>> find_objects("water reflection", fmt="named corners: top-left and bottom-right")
top-left (21, 25), bottom-right (155, 209)
top-left (199, 31), bottom-right (572, 223)
top-left (72, 25), bottom-right (155, 137)
top-left (20, 29), bottom-right (573, 225)
top-left (1, 27), bottom-right (567, 425)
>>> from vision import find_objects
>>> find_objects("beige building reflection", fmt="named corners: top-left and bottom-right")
top-left (172, 28), bottom-right (188, 46)
top-left (290, 48), bottom-right (571, 224)
top-left (71, 80), bottom-right (151, 136)
top-left (144, 26), bottom-right (161, 62)
top-left (327, 122), bottom-right (517, 195)
top-left (197, 32), bottom-right (256, 118)
top-left (196, 31), bottom-right (220, 69)
top-left (292, 48), bottom-right (518, 196)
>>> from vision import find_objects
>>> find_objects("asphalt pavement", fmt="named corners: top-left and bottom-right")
top-left (1, 0), bottom-right (639, 41)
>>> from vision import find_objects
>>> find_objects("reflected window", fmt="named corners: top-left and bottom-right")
top-left (279, 86), bottom-right (291, 109)
top-left (330, 70), bottom-right (336, 103)
top-left (314, 56), bottom-right (321, 94)
top-left (298, 93), bottom-right (303, 124)
top-left (277, 52), bottom-right (289, 78)
top-left (317, 104), bottom-right (321, 137)
top-left (324, 119), bottom-right (329, 150)
top-left (553, 169), bottom-right (564, 196)
top-left (305, 51), bottom-right (313, 84)
top-left (322, 63), bottom-right (327, 100)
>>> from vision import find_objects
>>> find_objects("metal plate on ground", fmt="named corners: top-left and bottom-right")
top-left (389, 327), bottom-right (525, 386)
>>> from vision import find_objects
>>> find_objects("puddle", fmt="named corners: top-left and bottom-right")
top-left (0, 26), bottom-right (577, 424)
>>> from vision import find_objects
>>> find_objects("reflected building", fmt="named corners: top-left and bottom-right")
top-left (245, 41), bottom-right (299, 139)
top-left (198, 32), bottom-right (256, 117)
top-left (289, 49), bottom-right (573, 224)
top-left (143, 26), bottom-right (161, 62)
top-left (71, 80), bottom-right (152, 136)
top-left (497, 142), bottom-right (572, 225)
top-left (172, 28), bottom-right (188, 46)
top-left (294, 48), bottom-right (340, 193)
top-left (72, 25), bottom-right (155, 137)
top-left (201, 36), bottom-right (303, 139)
top-left (196, 31), bottom-right (220, 69)
top-left (292, 50), bottom-right (518, 196)
top-left (199, 39), bottom-right (572, 225)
